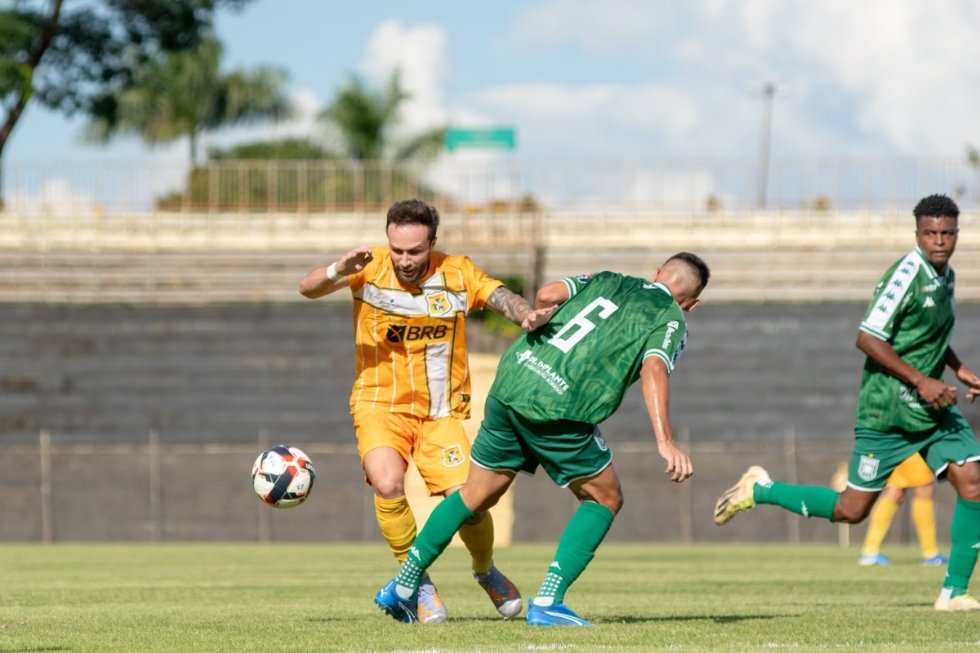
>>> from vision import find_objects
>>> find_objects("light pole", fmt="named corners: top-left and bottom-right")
top-left (754, 82), bottom-right (779, 210)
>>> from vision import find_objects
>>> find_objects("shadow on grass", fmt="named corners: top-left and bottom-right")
top-left (595, 614), bottom-right (779, 625)
top-left (348, 614), bottom-right (782, 625)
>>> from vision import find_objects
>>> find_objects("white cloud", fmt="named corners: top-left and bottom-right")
top-left (502, 0), bottom-right (980, 156)
top-left (508, 0), bottom-right (678, 53)
top-left (359, 19), bottom-right (450, 134)
top-left (782, 1), bottom-right (980, 154)
top-left (459, 80), bottom-right (750, 159)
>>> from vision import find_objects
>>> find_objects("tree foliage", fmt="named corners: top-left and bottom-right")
top-left (318, 71), bottom-right (445, 163)
top-left (208, 138), bottom-right (331, 161)
top-left (84, 37), bottom-right (291, 162)
top-left (155, 72), bottom-right (450, 212)
top-left (0, 0), bottom-right (251, 160)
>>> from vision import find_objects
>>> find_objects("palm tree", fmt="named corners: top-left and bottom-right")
top-left (85, 37), bottom-right (292, 163)
top-left (318, 71), bottom-right (444, 163)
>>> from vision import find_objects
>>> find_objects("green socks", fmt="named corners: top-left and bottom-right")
top-left (942, 496), bottom-right (980, 598)
top-left (394, 490), bottom-right (474, 599)
top-left (754, 481), bottom-right (839, 521)
top-left (533, 502), bottom-right (615, 606)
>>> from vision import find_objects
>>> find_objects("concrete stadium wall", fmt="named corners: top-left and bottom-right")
top-left (1, 301), bottom-right (977, 544)
top-left (0, 438), bottom-right (961, 547)
top-left (4, 210), bottom-right (979, 543)
top-left (4, 210), bottom-right (980, 303)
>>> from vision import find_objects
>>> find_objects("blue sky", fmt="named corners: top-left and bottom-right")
top-left (6, 0), bottom-right (980, 212)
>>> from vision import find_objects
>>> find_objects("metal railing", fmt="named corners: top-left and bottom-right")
top-left (0, 429), bottom-right (957, 545)
top-left (3, 157), bottom-right (980, 215)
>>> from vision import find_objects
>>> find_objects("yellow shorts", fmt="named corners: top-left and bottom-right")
top-left (885, 452), bottom-right (934, 488)
top-left (353, 409), bottom-right (470, 495)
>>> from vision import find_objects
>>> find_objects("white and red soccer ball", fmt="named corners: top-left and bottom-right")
top-left (251, 445), bottom-right (316, 508)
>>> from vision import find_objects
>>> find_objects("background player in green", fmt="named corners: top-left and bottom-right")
top-left (374, 252), bottom-right (710, 625)
top-left (714, 194), bottom-right (980, 612)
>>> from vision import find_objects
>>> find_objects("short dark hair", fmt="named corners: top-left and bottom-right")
top-left (386, 199), bottom-right (439, 240)
top-left (913, 194), bottom-right (959, 223)
top-left (666, 251), bottom-right (710, 293)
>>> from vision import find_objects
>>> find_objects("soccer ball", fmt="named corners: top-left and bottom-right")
top-left (251, 445), bottom-right (316, 508)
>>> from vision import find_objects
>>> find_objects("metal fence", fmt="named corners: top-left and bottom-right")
top-left (4, 157), bottom-right (980, 215)
top-left (1, 430), bottom-right (959, 547)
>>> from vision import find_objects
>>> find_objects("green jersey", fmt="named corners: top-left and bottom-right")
top-left (489, 271), bottom-right (689, 424)
top-left (856, 247), bottom-right (955, 432)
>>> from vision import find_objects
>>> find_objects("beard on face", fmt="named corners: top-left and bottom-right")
top-left (396, 266), bottom-right (422, 284)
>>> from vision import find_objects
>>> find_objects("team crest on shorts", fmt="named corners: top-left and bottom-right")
top-left (592, 427), bottom-right (609, 452)
top-left (858, 455), bottom-right (880, 482)
top-left (442, 445), bottom-right (465, 467)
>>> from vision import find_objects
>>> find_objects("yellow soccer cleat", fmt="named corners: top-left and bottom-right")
top-left (713, 465), bottom-right (771, 525)
top-left (934, 592), bottom-right (980, 612)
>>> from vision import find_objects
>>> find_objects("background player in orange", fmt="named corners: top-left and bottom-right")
top-left (858, 452), bottom-right (948, 566)
top-left (299, 198), bottom-right (533, 623)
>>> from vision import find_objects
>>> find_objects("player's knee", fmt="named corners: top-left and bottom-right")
top-left (947, 461), bottom-right (980, 501)
top-left (955, 478), bottom-right (980, 501)
top-left (832, 487), bottom-right (879, 524)
top-left (371, 477), bottom-right (405, 499)
top-left (608, 493), bottom-right (624, 515)
top-left (833, 501), bottom-right (873, 524)
top-left (595, 490), bottom-right (623, 515)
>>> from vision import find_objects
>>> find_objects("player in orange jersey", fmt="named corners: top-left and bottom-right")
top-left (858, 452), bottom-right (948, 567)
top-left (300, 199), bottom-right (539, 623)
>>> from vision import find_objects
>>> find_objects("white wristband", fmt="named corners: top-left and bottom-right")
top-left (325, 263), bottom-right (344, 282)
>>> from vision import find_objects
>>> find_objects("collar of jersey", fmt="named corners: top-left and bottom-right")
top-left (650, 281), bottom-right (672, 297)
top-left (913, 246), bottom-right (951, 283)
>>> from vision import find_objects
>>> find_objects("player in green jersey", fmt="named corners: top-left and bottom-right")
top-left (374, 252), bottom-right (710, 626)
top-left (714, 194), bottom-right (980, 612)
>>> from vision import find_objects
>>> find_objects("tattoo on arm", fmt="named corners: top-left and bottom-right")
top-left (486, 286), bottom-right (532, 325)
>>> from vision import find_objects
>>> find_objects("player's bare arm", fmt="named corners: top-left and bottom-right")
top-left (857, 330), bottom-right (957, 409)
top-left (640, 356), bottom-right (693, 483)
top-left (947, 348), bottom-right (980, 402)
top-left (485, 285), bottom-right (533, 325)
top-left (534, 279), bottom-right (572, 309)
top-left (299, 245), bottom-right (373, 299)
top-left (509, 279), bottom-right (568, 331)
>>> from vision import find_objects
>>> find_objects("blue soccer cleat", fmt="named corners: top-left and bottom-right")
top-left (374, 578), bottom-right (418, 624)
top-left (922, 553), bottom-right (948, 566)
top-left (857, 553), bottom-right (891, 567)
top-left (526, 602), bottom-right (590, 626)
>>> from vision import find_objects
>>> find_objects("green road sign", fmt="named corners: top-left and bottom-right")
top-left (444, 127), bottom-right (516, 151)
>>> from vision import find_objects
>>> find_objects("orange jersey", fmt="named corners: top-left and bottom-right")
top-left (346, 246), bottom-right (503, 419)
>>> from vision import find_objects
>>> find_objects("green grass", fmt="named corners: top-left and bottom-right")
top-left (0, 543), bottom-right (977, 652)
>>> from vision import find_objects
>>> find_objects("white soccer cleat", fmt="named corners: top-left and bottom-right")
top-left (417, 575), bottom-right (448, 624)
top-left (713, 465), bottom-right (771, 525)
top-left (934, 592), bottom-right (980, 612)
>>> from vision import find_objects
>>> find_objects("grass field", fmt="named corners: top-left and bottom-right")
top-left (0, 543), bottom-right (977, 653)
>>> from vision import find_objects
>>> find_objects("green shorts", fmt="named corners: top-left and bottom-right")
top-left (849, 407), bottom-right (980, 491)
top-left (471, 395), bottom-right (613, 488)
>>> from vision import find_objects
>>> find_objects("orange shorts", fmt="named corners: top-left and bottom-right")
top-left (885, 452), bottom-right (934, 488)
top-left (353, 409), bottom-right (470, 495)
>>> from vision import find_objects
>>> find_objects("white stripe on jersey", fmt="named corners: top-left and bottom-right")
top-left (425, 341), bottom-right (450, 418)
top-left (643, 349), bottom-right (674, 373)
top-left (357, 284), bottom-right (469, 317)
top-left (859, 252), bottom-right (920, 341)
